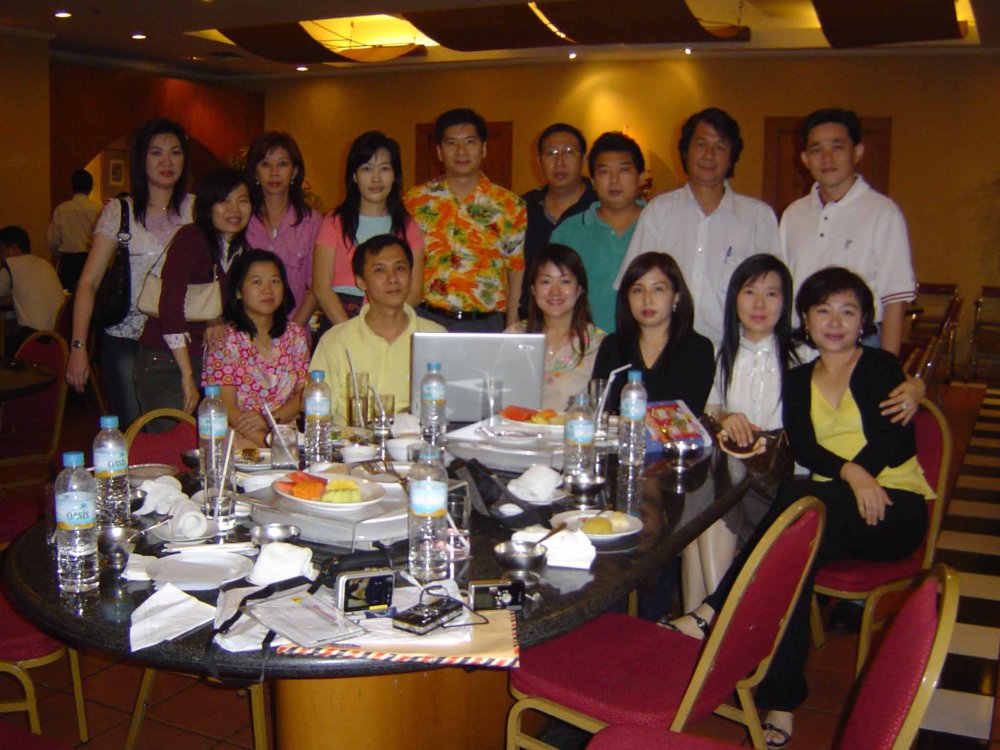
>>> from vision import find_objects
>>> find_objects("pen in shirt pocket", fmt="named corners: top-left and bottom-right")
top-left (724, 246), bottom-right (733, 263)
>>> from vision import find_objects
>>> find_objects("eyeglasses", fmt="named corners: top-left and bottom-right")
top-left (541, 147), bottom-right (580, 160)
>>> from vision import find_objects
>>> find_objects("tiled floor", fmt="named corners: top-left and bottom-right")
top-left (2, 384), bottom-right (999, 748)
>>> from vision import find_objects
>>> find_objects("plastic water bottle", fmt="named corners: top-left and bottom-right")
top-left (618, 370), bottom-right (648, 466)
top-left (303, 370), bottom-right (332, 463)
top-left (563, 392), bottom-right (596, 479)
top-left (198, 384), bottom-right (228, 494)
top-left (407, 445), bottom-right (449, 582)
top-left (93, 415), bottom-right (130, 527)
top-left (420, 362), bottom-right (447, 446)
top-left (54, 452), bottom-right (98, 593)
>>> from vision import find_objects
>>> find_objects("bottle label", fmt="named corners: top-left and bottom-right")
top-left (198, 412), bottom-right (228, 439)
top-left (305, 395), bottom-right (331, 419)
top-left (93, 447), bottom-right (128, 477)
top-left (421, 380), bottom-right (446, 403)
top-left (566, 419), bottom-right (595, 446)
top-left (620, 395), bottom-right (647, 421)
top-left (56, 491), bottom-right (97, 529)
top-left (409, 479), bottom-right (447, 516)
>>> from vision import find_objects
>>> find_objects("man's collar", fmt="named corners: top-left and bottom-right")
top-left (682, 180), bottom-right (735, 213)
top-left (810, 173), bottom-right (868, 209)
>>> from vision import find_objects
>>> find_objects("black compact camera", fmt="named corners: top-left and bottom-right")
top-left (334, 569), bottom-right (395, 614)
top-left (392, 597), bottom-right (464, 635)
top-left (468, 579), bottom-right (526, 611)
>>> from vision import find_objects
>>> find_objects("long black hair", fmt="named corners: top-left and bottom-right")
top-left (224, 248), bottom-right (295, 339)
top-left (524, 244), bottom-right (594, 367)
top-left (717, 254), bottom-right (799, 398)
top-left (193, 167), bottom-right (250, 265)
top-left (615, 252), bottom-right (694, 363)
top-left (243, 131), bottom-right (312, 226)
top-left (333, 131), bottom-right (409, 247)
top-left (129, 118), bottom-right (190, 228)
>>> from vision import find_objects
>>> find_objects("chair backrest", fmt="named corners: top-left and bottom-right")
top-left (912, 398), bottom-right (951, 568)
top-left (672, 496), bottom-right (825, 728)
top-left (126, 408), bottom-right (197, 469)
top-left (1, 332), bottom-right (68, 460)
top-left (839, 565), bottom-right (958, 750)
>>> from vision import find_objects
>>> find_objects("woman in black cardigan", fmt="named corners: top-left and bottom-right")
top-left (592, 252), bottom-right (714, 415)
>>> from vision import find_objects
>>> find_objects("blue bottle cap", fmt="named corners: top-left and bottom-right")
top-left (205, 384), bottom-right (221, 397)
top-left (428, 362), bottom-right (441, 373)
top-left (99, 415), bottom-right (119, 429)
top-left (62, 451), bottom-right (85, 468)
top-left (310, 370), bottom-right (325, 381)
top-left (628, 370), bottom-right (642, 382)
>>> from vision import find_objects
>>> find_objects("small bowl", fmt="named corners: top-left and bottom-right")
top-left (494, 540), bottom-right (548, 571)
top-left (181, 448), bottom-right (201, 470)
top-left (562, 472), bottom-right (607, 496)
top-left (129, 488), bottom-right (147, 514)
top-left (250, 524), bottom-right (301, 546)
top-left (340, 444), bottom-right (378, 463)
top-left (386, 437), bottom-right (421, 463)
top-left (98, 526), bottom-right (134, 569)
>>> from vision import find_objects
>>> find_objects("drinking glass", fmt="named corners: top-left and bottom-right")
top-left (347, 372), bottom-right (369, 428)
top-left (588, 378), bottom-right (610, 441)
top-left (270, 424), bottom-right (299, 470)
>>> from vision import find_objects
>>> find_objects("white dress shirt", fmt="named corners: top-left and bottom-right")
top-left (707, 333), bottom-right (783, 430)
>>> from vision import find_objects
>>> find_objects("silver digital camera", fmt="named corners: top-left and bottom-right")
top-left (334, 568), bottom-right (395, 614)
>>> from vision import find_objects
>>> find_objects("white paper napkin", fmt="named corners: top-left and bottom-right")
top-left (135, 477), bottom-right (188, 516)
top-left (248, 542), bottom-right (314, 586)
top-left (512, 525), bottom-right (596, 569)
top-left (213, 585), bottom-right (291, 653)
top-left (123, 553), bottom-right (158, 581)
top-left (508, 465), bottom-right (562, 503)
top-left (130, 582), bottom-right (216, 651)
top-left (169, 499), bottom-right (208, 539)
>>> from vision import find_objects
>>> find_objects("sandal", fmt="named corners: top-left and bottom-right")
top-left (659, 611), bottom-right (711, 639)
top-left (761, 722), bottom-right (792, 749)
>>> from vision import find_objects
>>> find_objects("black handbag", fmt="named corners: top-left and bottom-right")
top-left (91, 197), bottom-right (132, 329)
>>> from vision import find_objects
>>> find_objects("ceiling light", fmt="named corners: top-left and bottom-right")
top-left (301, 15), bottom-right (438, 62)
top-left (132, 32), bottom-right (147, 40)
top-left (684, 47), bottom-right (692, 54)
top-left (54, 11), bottom-right (71, 19)
top-left (528, 2), bottom-right (577, 44)
top-left (296, 65), bottom-right (309, 71)
top-left (568, 51), bottom-right (577, 59)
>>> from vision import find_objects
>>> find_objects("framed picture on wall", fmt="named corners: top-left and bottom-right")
top-left (102, 147), bottom-right (129, 201)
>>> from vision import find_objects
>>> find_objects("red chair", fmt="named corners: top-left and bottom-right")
top-left (125, 407), bottom-right (197, 469)
top-left (0, 332), bottom-right (68, 490)
top-left (810, 398), bottom-right (951, 662)
top-left (588, 565), bottom-right (959, 750)
top-left (506, 497), bottom-right (825, 750)
top-left (0, 722), bottom-right (74, 749)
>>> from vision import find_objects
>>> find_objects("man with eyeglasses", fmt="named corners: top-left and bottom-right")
top-left (519, 123), bottom-right (597, 315)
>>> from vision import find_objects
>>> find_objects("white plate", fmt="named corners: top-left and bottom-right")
top-left (272, 474), bottom-right (385, 516)
top-left (476, 426), bottom-right (547, 446)
top-left (233, 449), bottom-right (273, 472)
top-left (550, 509), bottom-right (642, 542)
top-left (498, 416), bottom-right (564, 436)
top-left (146, 551), bottom-right (253, 591)
top-left (148, 518), bottom-right (221, 544)
top-left (350, 462), bottom-right (412, 485)
top-left (507, 485), bottom-right (567, 506)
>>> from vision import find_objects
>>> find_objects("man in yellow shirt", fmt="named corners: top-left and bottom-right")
top-left (310, 234), bottom-right (445, 422)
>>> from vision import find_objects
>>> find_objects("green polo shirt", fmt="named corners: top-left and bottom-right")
top-left (550, 200), bottom-right (643, 333)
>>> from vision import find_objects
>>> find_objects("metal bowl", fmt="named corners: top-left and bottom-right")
top-left (494, 540), bottom-right (547, 571)
top-left (129, 488), bottom-right (147, 514)
top-left (562, 471), bottom-right (607, 496)
top-left (250, 524), bottom-right (301, 546)
top-left (181, 448), bottom-right (201, 470)
top-left (97, 525), bottom-right (134, 570)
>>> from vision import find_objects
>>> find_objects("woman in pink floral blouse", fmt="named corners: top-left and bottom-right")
top-left (203, 249), bottom-right (309, 447)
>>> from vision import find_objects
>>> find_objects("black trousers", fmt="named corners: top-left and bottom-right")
top-left (705, 477), bottom-right (928, 711)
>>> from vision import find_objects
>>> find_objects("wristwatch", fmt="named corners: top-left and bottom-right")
top-left (71, 339), bottom-right (85, 350)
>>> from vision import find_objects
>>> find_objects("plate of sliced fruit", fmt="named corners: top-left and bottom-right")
top-left (272, 470), bottom-right (385, 516)
top-left (497, 405), bottom-right (567, 435)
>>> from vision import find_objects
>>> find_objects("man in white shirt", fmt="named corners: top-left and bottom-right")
top-left (781, 108), bottom-right (915, 355)
top-left (1, 226), bottom-right (66, 352)
top-left (48, 169), bottom-right (101, 292)
top-left (616, 108), bottom-right (780, 350)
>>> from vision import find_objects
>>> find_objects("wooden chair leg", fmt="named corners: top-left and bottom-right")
top-left (250, 683), bottom-right (268, 750)
top-left (626, 589), bottom-right (638, 617)
top-left (810, 593), bottom-right (827, 649)
top-left (67, 648), bottom-right (89, 742)
top-left (125, 668), bottom-right (157, 750)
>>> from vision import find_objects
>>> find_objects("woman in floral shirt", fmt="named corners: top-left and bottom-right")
top-left (507, 244), bottom-right (604, 412)
top-left (203, 249), bottom-right (309, 447)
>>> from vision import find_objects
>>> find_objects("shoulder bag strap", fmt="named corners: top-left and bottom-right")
top-left (116, 197), bottom-right (131, 252)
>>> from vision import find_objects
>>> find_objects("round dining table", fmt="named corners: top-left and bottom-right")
top-left (3, 451), bottom-right (748, 749)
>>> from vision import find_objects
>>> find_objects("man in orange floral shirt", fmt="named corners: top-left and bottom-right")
top-left (404, 108), bottom-right (526, 332)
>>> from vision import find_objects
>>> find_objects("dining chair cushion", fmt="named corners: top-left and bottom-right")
top-left (0, 722), bottom-right (74, 749)
top-left (513, 612), bottom-right (703, 729)
top-left (128, 419), bottom-right (197, 470)
top-left (814, 556), bottom-right (921, 593)
top-left (0, 590), bottom-right (64, 662)
top-left (588, 724), bottom-right (735, 749)
top-left (0, 430), bottom-right (50, 458)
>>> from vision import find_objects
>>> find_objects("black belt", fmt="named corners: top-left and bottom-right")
top-left (420, 303), bottom-right (500, 321)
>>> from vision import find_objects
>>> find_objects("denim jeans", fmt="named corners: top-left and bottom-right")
top-left (134, 346), bottom-right (202, 432)
top-left (101, 334), bottom-right (140, 428)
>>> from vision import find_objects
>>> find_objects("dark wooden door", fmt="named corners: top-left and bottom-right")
top-left (414, 121), bottom-right (514, 189)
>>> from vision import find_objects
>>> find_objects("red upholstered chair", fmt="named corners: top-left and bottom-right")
top-left (589, 564), bottom-right (958, 750)
top-left (0, 722), bottom-right (74, 749)
top-left (0, 591), bottom-right (88, 742)
top-left (507, 497), bottom-right (825, 750)
top-left (125, 408), bottom-right (197, 469)
top-left (0, 332), bottom-right (68, 490)
top-left (810, 398), bottom-right (951, 661)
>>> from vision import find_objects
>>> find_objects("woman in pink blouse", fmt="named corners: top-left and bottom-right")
top-left (244, 132), bottom-right (322, 329)
top-left (203, 249), bottom-right (309, 447)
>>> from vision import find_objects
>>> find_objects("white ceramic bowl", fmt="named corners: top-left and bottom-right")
top-left (339, 444), bottom-right (378, 463)
top-left (386, 437), bottom-right (421, 462)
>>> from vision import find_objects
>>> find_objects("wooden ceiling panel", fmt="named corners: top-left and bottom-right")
top-left (222, 23), bottom-right (352, 63)
top-left (812, 0), bottom-right (963, 48)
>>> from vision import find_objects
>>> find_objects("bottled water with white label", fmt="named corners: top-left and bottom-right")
top-left (407, 445), bottom-right (449, 582)
top-left (419, 362), bottom-right (447, 446)
top-left (93, 415), bottom-right (130, 527)
top-left (54, 452), bottom-right (98, 593)
top-left (198, 384), bottom-right (229, 494)
top-left (563, 392), bottom-right (596, 479)
top-left (303, 370), bottom-right (332, 463)
top-left (618, 370), bottom-right (648, 466)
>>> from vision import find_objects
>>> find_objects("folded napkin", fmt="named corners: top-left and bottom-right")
top-left (508, 465), bottom-right (562, 503)
top-left (390, 412), bottom-right (420, 437)
top-left (248, 542), bottom-right (314, 586)
top-left (169, 499), bottom-right (209, 539)
top-left (512, 525), bottom-right (596, 570)
top-left (123, 552), bottom-right (158, 581)
top-left (130, 582), bottom-right (216, 651)
top-left (213, 585), bottom-right (291, 653)
top-left (540, 567), bottom-right (595, 594)
top-left (135, 477), bottom-right (189, 516)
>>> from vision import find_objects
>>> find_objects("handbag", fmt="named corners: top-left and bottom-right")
top-left (90, 197), bottom-right (132, 329)
top-left (701, 413), bottom-right (794, 500)
top-left (137, 238), bottom-right (223, 322)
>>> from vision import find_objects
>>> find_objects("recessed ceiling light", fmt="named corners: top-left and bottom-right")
top-left (132, 32), bottom-right (147, 40)
top-left (568, 51), bottom-right (577, 59)
top-left (54, 11), bottom-right (71, 19)
top-left (684, 47), bottom-right (692, 55)
top-left (296, 65), bottom-right (309, 71)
